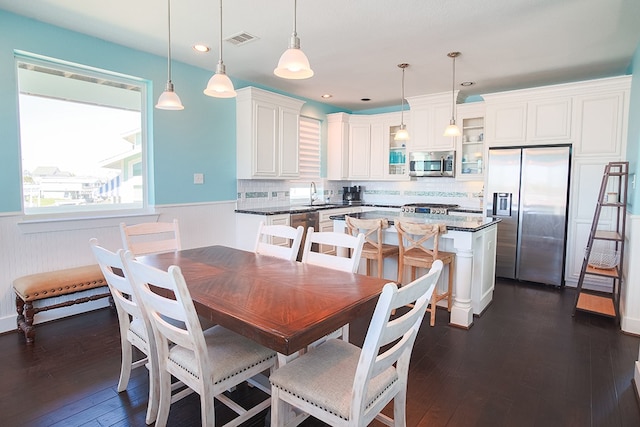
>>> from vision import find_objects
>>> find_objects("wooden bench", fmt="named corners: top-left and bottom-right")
top-left (13, 265), bottom-right (110, 345)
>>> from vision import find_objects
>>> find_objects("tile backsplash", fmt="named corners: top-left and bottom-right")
top-left (237, 179), bottom-right (485, 210)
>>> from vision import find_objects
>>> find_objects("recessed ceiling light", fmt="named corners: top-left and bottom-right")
top-left (361, 98), bottom-right (371, 102)
top-left (460, 81), bottom-right (474, 86)
top-left (192, 44), bottom-right (211, 53)
top-left (321, 94), bottom-right (332, 99)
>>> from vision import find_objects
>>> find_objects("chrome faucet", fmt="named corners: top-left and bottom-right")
top-left (310, 181), bottom-right (317, 205)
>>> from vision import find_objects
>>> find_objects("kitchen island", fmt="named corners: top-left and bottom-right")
top-left (331, 210), bottom-right (500, 329)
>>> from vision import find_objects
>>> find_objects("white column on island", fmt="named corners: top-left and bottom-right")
top-left (449, 247), bottom-right (474, 328)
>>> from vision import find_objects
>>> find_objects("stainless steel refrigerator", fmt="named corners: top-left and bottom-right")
top-left (486, 145), bottom-right (571, 287)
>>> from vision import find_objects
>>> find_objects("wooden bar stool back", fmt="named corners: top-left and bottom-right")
top-left (396, 220), bottom-right (455, 326)
top-left (346, 216), bottom-right (399, 278)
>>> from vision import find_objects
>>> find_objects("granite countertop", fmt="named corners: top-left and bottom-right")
top-left (330, 209), bottom-right (499, 233)
top-left (235, 203), bottom-right (482, 216)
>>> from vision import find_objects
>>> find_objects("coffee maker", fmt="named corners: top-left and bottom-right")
top-left (342, 186), bottom-right (362, 205)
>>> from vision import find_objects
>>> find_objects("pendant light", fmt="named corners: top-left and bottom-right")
top-left (394, 63), bottom-right (410, 141)
top-left (274, 0), bottom-right (314, 79)
top-left (443, 51), bottom-right (462, 137)
top-left (204, 0), bottom-right (236, 98)
top-left (156, 0), bottom-right (184, 110)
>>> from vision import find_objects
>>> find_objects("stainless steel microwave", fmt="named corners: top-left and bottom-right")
top-left (409, 150), bottom-right (455, 177)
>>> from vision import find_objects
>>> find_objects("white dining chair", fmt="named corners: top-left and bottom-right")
top-left (122, 250), bottom-right (277, 427)
top-left (270, 260), bottom-right (443, 427)
top-left (120, 219), bottom-right (181, 257)
top-left (254, 221), bottom-right (304, 261)
top-left (301, 227), bottom-right (365, 344)
top-left (89, 238), bottom-right (160, 425)
top-left (301, 227), bottom-right (365, 274)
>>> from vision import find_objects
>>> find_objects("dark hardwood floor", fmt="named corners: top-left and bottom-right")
top-left (2, 279), bottom-right (639, 427)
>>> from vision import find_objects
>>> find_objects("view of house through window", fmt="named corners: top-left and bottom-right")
top-left (16, 53), bottom-right (147, 215)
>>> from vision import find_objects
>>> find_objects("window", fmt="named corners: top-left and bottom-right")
top-left (290, 116), bottom-right (321, 203)
top-left (16, 52), bottom-right (148, 216)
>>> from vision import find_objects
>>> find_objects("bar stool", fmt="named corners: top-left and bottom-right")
top-left (395, 220), bottom-right (455, 326)
top-left (346, 216), bottom-right (399, 279)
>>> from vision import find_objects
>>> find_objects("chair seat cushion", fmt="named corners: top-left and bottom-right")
top-left (269, 338), bottom-right (398, 420)
top-left (168, 325), bottom-right (276, 384)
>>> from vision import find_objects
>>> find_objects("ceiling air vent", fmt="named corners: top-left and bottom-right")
top-left (225, 32), bottom-right (258, 46)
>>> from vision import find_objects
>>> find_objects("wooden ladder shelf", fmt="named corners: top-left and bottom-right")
top-left (573, 161), bottom-right (628, 320)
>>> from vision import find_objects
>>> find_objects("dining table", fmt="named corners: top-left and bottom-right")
top-left (136, 245), bottom-right (389, 358)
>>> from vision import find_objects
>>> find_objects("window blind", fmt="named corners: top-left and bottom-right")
top-left (297, 116), bottom-right (321, 181)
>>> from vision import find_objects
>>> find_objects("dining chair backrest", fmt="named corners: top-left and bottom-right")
top-left (395, 220), bottom-right (446, 260)
top-left (120, 219), bottom-right (181, 257)
top-left (122, 250), bottom-right (276, 427)
top-left (352, 259), bottom-right (442, 424)
top-left (301, 227), bottom-right (365, 273)
top-left (345, 216), bottom-right (387, 254)
top-left (89, 238), bottom-right (159, 424)
top-left (254, 221), bottom-right (304, 262)
top-left (269, 260), bottom-right (443, 426)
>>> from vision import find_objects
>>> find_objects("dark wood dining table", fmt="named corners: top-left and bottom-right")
top-left (136, 245), bottom-right (389, 356)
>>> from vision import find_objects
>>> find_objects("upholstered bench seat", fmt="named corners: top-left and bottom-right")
top-left (13, 264), bottom-right (109, 344)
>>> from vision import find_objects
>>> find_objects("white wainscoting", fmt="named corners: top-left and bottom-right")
top-left (0, 201), bottom-right (237, 334)
top-left (621, 212), bottom-right (640, 335)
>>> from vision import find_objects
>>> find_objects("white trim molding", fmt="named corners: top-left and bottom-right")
top-left (621, 212), bottom-right (640, 335)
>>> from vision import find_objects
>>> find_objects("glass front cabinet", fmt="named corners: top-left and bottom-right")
top-left (388, 124), bottom-right (408, 178)
top-left (456, 104), bottom-right (485, 180)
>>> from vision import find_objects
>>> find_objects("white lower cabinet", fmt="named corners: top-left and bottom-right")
top-left (235, 213), bottom-right (290, 252)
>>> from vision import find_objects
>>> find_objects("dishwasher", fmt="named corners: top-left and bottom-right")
top-left (290, 211), bottom-right (319, 261)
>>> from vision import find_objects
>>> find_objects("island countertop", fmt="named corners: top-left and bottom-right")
top-left (330, 210), bottom-right (499, 233)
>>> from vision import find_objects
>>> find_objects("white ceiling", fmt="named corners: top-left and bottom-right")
top-left (1, 0), bottom-right (639, 111)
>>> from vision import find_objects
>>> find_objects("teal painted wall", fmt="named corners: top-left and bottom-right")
top-left (627, 42), bottom-right (640, 214)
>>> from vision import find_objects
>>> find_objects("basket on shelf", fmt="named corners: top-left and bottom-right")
top-left (587, 250), bottom-right (619, 270)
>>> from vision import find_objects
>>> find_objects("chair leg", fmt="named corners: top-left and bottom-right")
top-left (154, 370), bottom-right (173, 427)
top-left (117, 340), bottom-right (133, 392)
top-left (145, 361), bottom-right (160, 425)
top-left (377, 256), bottom-right (383, 278)
top-left (393, 387), bottom-right (407, 427)
top-left (271, 388), bottom-right (289, 427)
top-left (201, 392), bottom-right (215, 427)
top-left (429, 294), bottom-right (437, 327)
top-left (447, 260), bottom-right (454, 312)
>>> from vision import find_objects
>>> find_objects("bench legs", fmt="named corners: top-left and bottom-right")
top-left (15, 290), bottom-right (112, 345)
top-left (16, 295), bottom-right (36, 344)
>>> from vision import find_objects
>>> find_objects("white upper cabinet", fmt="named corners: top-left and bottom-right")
top-left (573, 91), bottom-right (626, 157)
top-left (236, 87), bottom-right (305, 179)
top-left (483, 76), bottom-right (629, 155)
top-left (348, 117), bottom-right (372, 180)
top-left (485, 102), bottom-right (527, 145)
top-left (327, 111), bottom-right (408, 181)
top-left (527, 98), bottom-right (572, 141)
top-left (327, 113), bottom-right (350, 180)
top-left (406, 92), bottom-right (456, 151)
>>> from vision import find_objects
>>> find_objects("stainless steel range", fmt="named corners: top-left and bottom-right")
top-left (401, 203), bottom-right (459, 215)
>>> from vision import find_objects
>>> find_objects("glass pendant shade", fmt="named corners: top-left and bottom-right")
top-left (204, 0), bottom-right (236, 98)
top-left (275, 0), bottom-right (313, 80)
top-left (394, 125), bottom-right (410, 141)
top-left (204, 63), bottom-right (237, 98)
top-left (443, 121), bottom-right (461, 137)
top-left (274, 38), bottom-right (314, 79)
top-left (156, 82), bottom-right (184, 110)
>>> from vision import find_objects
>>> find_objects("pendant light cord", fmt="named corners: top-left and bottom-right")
top-left (166, 0), bottom-right (172, 83)
top-left (293, 0), bottom-right (298, 38)
top-left (401, 66), bottom-right (405, 126)
top-left (218, 0), bottom-right (223, 66)
top-left (451, 54), bottom-right (455, 120)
